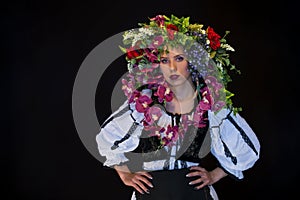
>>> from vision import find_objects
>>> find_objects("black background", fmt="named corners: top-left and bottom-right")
top-left (4, 0), bottom-right (299, 199)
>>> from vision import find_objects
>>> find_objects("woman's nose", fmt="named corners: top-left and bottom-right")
top-left (169, 60), bottom-right (177, 71)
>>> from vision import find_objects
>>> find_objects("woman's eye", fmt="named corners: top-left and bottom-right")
top-left (160, 58), bottom-right (169, 64)
top-left (175, 56), bottom-right (184, 62)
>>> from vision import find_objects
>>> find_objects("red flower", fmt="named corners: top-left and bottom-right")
top-left (207, 27), bottom-right (221, 50)
top-left (150, 15), bottom-right (165, 27)
top-left (126, 46), bottom-right (144, 60)
top-left (144, 48), bottom-right (159, 63)
top-left (166, 24), bottom-right (179, 40)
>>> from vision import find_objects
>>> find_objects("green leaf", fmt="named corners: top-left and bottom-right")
top-left (119, 45), bottom-right (127, 53)
top-left (223, 31), bottom-right (230, 39)
top-left (220, 38), bottom-right (226, 43)
top-left (217, 48), bottom-right (226, 54)
top-left (210, 51), bottom-right (216, 58)
top-left (224, 58), bottom-right (230, 66)
top-left (182, 17), bottom-right (190, 27)
top-left (225, 89), bottom-right (234, 99)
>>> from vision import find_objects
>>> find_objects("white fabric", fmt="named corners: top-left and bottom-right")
top-left (208, 109), bottom-right (260, 179)
top-left (96, 100), bottom-right (260, 179)
top-left (208, 185), bottom-right (219, 200)
top-left (143, 160), bottom-right (199, 171)
top-left (97, 101), bottom-right (260, 199)
top-left (96, 100), bottom-right (144, 166)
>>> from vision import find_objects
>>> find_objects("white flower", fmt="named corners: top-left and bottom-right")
top-left (139, 28), bottom-right (154, 36)
top-left (127, 63), bottom-right (134, 72)
top-left (123, 30), bottom-right (136, 41)
top-left (221, 43), bottom-right (235, 51)
top-left (125, 28), bottom-right (155, 46)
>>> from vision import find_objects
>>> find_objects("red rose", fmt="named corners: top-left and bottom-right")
top-left (126, 46), bottom-right (144, 60)
top-left (166, 24), bottom-right (179, 40)
top-left (207, 26), bottom-right (221, 50)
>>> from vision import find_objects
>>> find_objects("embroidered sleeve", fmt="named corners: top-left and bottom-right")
top-left (208, 108), bottom-right (260, 179)
top-left (95, 100), bottom-right (144, 167)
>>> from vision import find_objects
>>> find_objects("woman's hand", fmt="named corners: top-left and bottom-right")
top-left (114, 165), bottom-right (153, 194)
top-left (186, 166), bottom-right (227, 190)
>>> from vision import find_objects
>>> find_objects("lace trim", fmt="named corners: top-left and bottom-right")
top-left (227, 115), bottom-right (258, 155)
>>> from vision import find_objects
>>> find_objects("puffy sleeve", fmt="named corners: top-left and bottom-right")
top-left (208, 108), bottom-right (260, 179)
top-left (96, 100), bottom-right (145, 167)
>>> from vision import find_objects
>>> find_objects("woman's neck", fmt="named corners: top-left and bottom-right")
top-left (166, 79), bottom-right (197, 114)
top-left (169, 78), bottom-right (195, 101)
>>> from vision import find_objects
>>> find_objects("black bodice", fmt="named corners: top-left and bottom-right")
top-left (125, 112), bottom-right (210, 171)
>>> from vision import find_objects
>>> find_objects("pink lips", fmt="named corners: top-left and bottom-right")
top-left (169, 75), bottom-right (180, 80)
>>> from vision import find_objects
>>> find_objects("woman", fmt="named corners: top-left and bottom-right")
top-left (96, 14), bottom-right (260, 200)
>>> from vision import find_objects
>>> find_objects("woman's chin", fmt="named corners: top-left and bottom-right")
top-left (167, 78), bottom-right (190, 87)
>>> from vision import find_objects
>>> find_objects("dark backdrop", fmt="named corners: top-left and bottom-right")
top-left (4, 0), bottom-right (299, 199)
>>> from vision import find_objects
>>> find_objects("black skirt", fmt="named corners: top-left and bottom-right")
top-left (134, 168), bottom-right (214, 200)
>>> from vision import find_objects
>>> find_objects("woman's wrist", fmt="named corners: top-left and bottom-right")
top-left (209, 167), bottom-right (228, 184)
top-left (114, 164), bottom-right (131, 176)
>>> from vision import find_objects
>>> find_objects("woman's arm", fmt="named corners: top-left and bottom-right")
top-left (114, 165), bottom-right (154, 194)
top-left (96, 100), bottom-right (144, 167)
top-left (208, 108), bottom-right (260, 180)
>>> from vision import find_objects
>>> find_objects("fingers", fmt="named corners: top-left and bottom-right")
top-left (186, 166), bottom-right (207, 178)
top-left (136, 171), bottom-right (154, 188)
top-left (188, 175), bottom-right (210, 190)
top-left (186, 166), bottom-right (211, 189)
top-left (132, 172), bottom-right (154, 194)
top-left (132, 179), bottom-right (150, 194)
top-left (132, 183), bottom-right (145, 195)
top-left (193, 181), bottom-right (210, 190)
top-left (189, 166), bottom-right (207, 172)
top-left (137, 171), bottom-right (153, 180)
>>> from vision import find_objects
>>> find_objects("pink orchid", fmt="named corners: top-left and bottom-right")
top-left (154, 85), bottom-right (173, 103)
top-left (193, 109), bottom-right (208, 128)
top-left (128, 90), bottom-right (141, 104)
top-left (121, 78), bottom-right (135, 99)
top-left (162, 125), bottom-right (179, 146)
top-left (205, 75), bottom-right (223, 96)
top-left (150, 36), bottom-right (164, 48)
top-left (144, 106), bottom-right (162, 125)
top-left (181, 114), bottom-right (194, 132)
top-left (135, 95), bottom-right (153, 113)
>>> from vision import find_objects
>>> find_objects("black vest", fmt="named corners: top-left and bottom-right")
top-left (125, 111), bottom-right (209, 171)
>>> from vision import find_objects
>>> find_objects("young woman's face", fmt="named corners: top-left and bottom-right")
top-left (159, 46), bottom-right (191, 87)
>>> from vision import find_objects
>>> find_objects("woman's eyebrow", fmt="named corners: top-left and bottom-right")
top-left (173, 54), bottom-right (185, 58)
top-left (160, 54), bottom-right (185, 58)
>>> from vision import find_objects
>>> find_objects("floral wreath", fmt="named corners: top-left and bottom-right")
top-left (120, 14), bottom-right (241, 147)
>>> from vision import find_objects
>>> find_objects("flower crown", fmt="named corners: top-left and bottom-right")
top-left (115, 14), bottom-right (243, 147)
top-left (120, 14), bottom-right (241, 114)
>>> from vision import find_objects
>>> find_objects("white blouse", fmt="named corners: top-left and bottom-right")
top-left (96, 100), bottom-right (260, 180)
